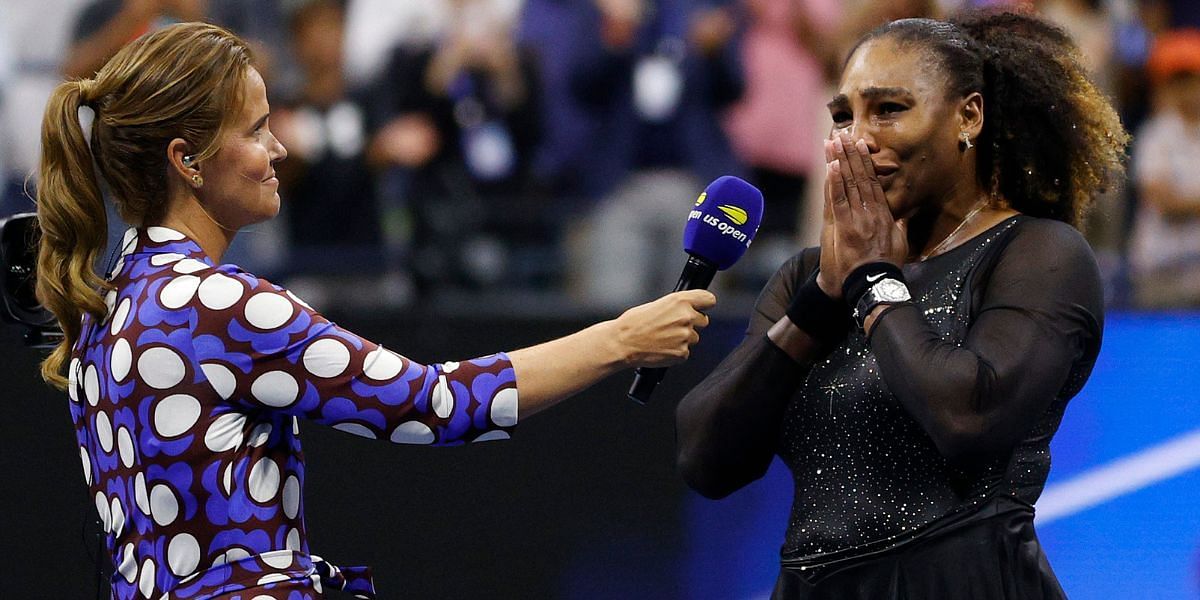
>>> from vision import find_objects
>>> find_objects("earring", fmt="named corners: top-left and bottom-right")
top-left (191, 174), bottom-right (204, 187)
top-left (182, 155), bottom-right (196, 167)
top-left (960, 132), bottom-right (974, 151)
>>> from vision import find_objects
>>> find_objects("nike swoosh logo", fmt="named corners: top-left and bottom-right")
top-left (866, 273), bottom-right (885, 282)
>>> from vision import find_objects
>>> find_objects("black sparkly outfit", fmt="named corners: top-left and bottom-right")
top-left (677, 216), bottom-right (1104, 599)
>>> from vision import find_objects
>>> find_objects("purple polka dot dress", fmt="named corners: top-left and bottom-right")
top-left (67, 226), bottom-right (519, 599)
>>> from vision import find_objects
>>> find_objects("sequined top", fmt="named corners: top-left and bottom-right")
top-left (677, 216), bottom-right (1103, 567)
top-left (67, 226), bottom-right (519, 599)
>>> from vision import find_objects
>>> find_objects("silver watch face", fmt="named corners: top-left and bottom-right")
top-left (873, 278), bottom-right (912, 302)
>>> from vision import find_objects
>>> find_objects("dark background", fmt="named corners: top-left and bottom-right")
top-left (0, 308), bottom-right (749, 599)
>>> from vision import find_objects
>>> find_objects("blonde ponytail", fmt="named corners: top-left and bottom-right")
top-left (34, 23), bottom-right (253, 389)
top-left (36, 80), bottom-right (110, 389)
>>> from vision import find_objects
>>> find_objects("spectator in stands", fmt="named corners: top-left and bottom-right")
top-left (63, 0), bottom-right (205, 79)
top-left (722, 0), bottom-right (841, 285)
top-left (566, 0), bottom-right (745, 308)
top-left (1129, 29), bottom-right (1200, 308)
top-left (270, 0), bottom-right (381, 287)
top-left (367, 0), bottom-right (550, 292)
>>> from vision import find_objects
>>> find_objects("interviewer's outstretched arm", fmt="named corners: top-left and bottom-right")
top-left (510, 289), bottom-right (716, 418)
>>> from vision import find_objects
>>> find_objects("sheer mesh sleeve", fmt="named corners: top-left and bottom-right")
top-left (869, 219), bottom-right (1103, 466)
top-left (675, 248), bottom-right (821, 498)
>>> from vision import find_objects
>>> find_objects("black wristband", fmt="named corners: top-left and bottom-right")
top-left (842, 262), bottom-right (906, 306)
top-left (785, 269), bottom-right (850, 345)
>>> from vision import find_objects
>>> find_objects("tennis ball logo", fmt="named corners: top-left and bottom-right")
top-left (717, 204), bottom-right (749, 226)
top-left (695, 192), bottom-right (707, 207)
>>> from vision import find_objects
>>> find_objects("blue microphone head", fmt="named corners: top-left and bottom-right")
top-left (682, 176), bottom-right (764, 270)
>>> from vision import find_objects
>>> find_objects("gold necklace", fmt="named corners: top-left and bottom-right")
top-left (919, 201), bottom-right (987, 261)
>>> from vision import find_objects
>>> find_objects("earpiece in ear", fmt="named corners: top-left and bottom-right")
top-left (182, 155), bottom-right (196, 168)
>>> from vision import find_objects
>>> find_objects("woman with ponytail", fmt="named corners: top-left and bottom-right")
top-left (38, 22), bottom-right (715, 599)
top-left (677, 10), bottom-right (1127, 599)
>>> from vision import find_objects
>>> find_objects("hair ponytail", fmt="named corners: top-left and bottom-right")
top-left (33, 23), bottom-right (252, 390)
top-left (36, 80), bottom-right (111, 389)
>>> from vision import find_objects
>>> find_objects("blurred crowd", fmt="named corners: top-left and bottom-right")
top-left (1, 0), bottom-right (1199, 311)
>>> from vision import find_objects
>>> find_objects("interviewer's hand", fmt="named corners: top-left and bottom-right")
top-left (613, 290), bottom-right (716, 368)
top-left (507, 289), bottom-right (715, 417)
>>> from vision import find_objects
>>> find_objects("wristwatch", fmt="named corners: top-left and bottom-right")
top-left (852, 278), bottom-right (912, 329)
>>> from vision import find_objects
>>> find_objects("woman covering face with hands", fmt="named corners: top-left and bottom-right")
top-left (677, 12), bottom-right (1127, 599)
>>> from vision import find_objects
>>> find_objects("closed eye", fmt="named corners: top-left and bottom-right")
top-left (879, 102), bottom-right (908, 115)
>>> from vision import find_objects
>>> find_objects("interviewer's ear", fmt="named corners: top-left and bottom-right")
top-left (167, 138), bottom-right (203, 189)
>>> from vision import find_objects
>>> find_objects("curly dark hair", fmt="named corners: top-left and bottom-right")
top-left (853, 11), bottom-right (1129, 229)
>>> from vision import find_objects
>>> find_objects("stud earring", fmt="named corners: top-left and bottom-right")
top-left (191, 174), bottom-right (204, 187)
top-left (960, 132), bottom-right (974, 151)
top-left (182, 155), bottom-right (196, 167)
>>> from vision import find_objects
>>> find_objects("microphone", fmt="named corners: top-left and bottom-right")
top-left (627, 176), bottom-right (763, 404)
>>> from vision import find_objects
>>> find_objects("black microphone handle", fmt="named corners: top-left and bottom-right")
top-left (627, 254), bottom-right (717, 405)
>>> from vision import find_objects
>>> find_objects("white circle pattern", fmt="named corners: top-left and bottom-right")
top-left (222, 462), bottom-right (234, 496)
top-left (150, 252), bottom-right (187, 266)
top-left (173, 258), bottom-right (209, 274)
top-left (118, 543), bottom-right (138, 583)
top-left (201, 362), bottom-right (237, 400)
top-left (490, 388), bottom-right (519, 427)
top-left (80, 446), bottom-right (91, 485)
top-left (160, 275), bottom-right (202, 309)
top-left (244, 293), bottom-right (294, 330)
top-left (138, 347), bottom-right (186, 390)
top-left (117, 426), bottom-right (135, 468)
top-left (390, 421), bottom-right (435, 445)
top-left (332, 423), bottom-right (376, 439)
top-left (150, 484), bottom-right (179, 526)
top-left (104, 290), bottom-right (117, 321)
top-left (473, 430), bottom-right (511, 443)
top-left (262, 551), bottom-right (293, 569)
top-left (363, 347), bottom-right (405, 380)
top-left (250, 371), bottom-right (299, 407)
top-left (109, 496), bottom-right (125, 535)
top-left (431, 377), bottom-right (454, 419)
top-left (84, 363), bottom-right (100, 406)
top-left (302, 338), bottom-right (351, 378)
top-left (139, 558), bottom-right (156, 598)
top-left (153, 394), bottom-right (202, 438)
top-left (147, 226), bottom-right (185, 242)
top-left (110, 297), bottom-right (131, 336)
top-left (248, 457), bottom-right (280, 503)
top-left (283, 475), bottom-right (300, 519)
top-left (95, 491), bottom-right (110, 531)
top-left (198, 273), bottom-right (244, 310)
top-left (111, 338), bottom-right (132, 382)
top-left (134, 473), bottom-right (149, 515)
top-left (167, 533), bottom-right (201, 577)
top-left (95, 411), bottom-right (114, 452)
top-left (247, 422), bottom-right (272, 447)
top-left (121, 228), bottom-right (138, 252)
top-left (204, 412), bottom-right (246, 452)
top-left (68, 358), bottom-right (80, 402)
top-left (257, 573), bottom-right (290, 585)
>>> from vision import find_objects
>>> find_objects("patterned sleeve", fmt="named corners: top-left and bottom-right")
top-left (177, 264), bottom-right (518, 445)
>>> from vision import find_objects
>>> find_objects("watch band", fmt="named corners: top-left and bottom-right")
top-left (852, 278), bottom-right (912, 329)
